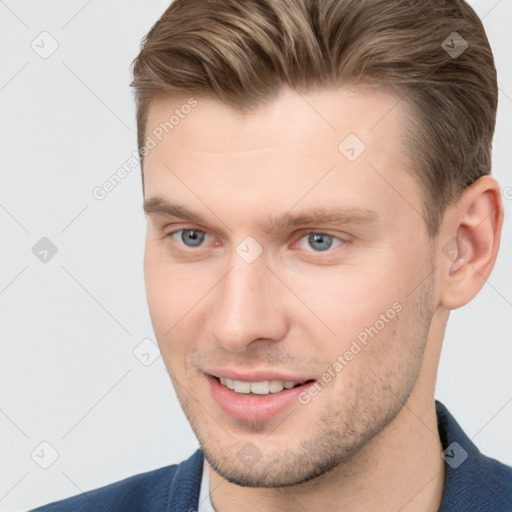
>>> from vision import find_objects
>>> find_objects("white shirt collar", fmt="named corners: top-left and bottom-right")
top-left (197, 458), bottom-right (216, 512)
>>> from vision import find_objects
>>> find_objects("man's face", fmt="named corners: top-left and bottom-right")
top-left (143, 87), bottom-right (439, 487)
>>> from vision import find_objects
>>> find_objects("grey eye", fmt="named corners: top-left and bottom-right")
top-left (179, 229), bottom-right (206, 247)
top-left (298, 233), bottom-right (342, 252)
top-left (308, 234), bottom-right (333, 251)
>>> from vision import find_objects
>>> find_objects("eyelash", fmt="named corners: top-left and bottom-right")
top-left (165, 227), bottom-right (347, 254)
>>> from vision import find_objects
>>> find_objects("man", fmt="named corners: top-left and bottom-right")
top-left (33, 0), bottom-right (512, 510)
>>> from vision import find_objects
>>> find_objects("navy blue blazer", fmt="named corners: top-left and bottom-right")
top-left (31, 401), bottom-right (512, 511)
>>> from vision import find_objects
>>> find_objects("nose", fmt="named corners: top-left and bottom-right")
top-left (210, 256), bottom-right (288, 352)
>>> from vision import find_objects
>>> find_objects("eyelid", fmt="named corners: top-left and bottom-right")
top-left (164, 223), bottom-right (211, 237)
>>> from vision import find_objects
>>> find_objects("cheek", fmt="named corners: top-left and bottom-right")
top-left (143, 247), bottom-right (214, 365)
top-left (144, 249), bottom-right (170, 329)
top-left (293, 263), bottom-right (403, 334)
top-left (143, 247), bottom-right (192, 344)
top-left (287, 251), bottom-right (421, 368)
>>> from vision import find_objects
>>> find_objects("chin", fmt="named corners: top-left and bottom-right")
top-left (200, 431), bottom-right (364, 489)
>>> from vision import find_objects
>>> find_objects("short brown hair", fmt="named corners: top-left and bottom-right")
top-left (130, 0), bottom-right (497, 236)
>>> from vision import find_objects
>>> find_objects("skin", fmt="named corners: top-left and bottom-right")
top-left (142, 87), bottom-right (503, 512)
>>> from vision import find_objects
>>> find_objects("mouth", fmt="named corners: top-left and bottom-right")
top-left (207, 373), bottom-right (317, 422)
top-left (217, 376), bottom-right (311, 395)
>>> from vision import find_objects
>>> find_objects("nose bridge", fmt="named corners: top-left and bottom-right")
top-left (211, 250), bottom-right (285, 351)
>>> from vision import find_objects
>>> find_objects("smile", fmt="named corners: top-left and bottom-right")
top-left (218, 377), bottom-right (306, 394)
top-left (208, 374), bottom-right (317, 422)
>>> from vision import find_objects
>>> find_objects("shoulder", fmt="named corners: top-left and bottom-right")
top-left (467, 451), bottom-right (512, 508)
top-left (444, 449), bottom-right (512, 511)
top-left (30, 449), bottom-right (204, 512)
top-left (30, 465), bottom-right (178, 512)
top-left (436, 401), bottom-right (512, 511)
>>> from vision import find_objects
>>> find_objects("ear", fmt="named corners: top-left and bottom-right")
top-left (438, 175), bottom-right (504, 310)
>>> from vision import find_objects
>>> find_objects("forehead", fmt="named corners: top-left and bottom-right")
top-left (144, 87), bottom-right (406, 162)
top-left (142, 87), bottom-right (421, 231)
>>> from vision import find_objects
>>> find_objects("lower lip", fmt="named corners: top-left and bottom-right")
top-left (207, 375), bottom-right (315, 422)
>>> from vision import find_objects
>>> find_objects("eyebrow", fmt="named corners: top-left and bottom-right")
top-left (143, 196), bottom-right (380, 231)
top-left (143, 197), bottom-right (205, 224)
top-left (267, 206), bottom-right (380, 231)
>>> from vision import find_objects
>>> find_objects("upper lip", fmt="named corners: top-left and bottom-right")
top-left (205, 368), bottom-right (315, 383)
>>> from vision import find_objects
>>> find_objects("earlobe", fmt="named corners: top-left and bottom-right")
top-left (439, 176), bottom-right (504, 310)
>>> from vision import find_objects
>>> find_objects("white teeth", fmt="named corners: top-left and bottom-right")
top-left (250, 381), bottom-right (270, 394)
top-left (218, 377), bottom-right (303, 394)
top-left (234, 380), bottom-right (251, 393)
top-left (269, 380), bottom-right (284, 393)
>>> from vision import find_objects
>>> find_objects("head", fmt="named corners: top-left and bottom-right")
top-left (132, 0), bottom-right (503, 487)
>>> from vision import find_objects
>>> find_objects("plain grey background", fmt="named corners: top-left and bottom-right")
top-left (0, 1), bottom-right (510, 510)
